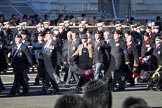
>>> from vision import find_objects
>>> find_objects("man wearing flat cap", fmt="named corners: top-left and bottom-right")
top-left (70, 33), bottom-right (93, 91)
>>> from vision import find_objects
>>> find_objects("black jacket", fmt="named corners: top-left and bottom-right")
top-left (127, 41), bottom-right (139, 66)
top-left (152, 44), bottom-right (162, 67)
top-left (109, 39), bottom-right (129, 71)
top-left (11, 44), bottom-right (33, 69)
top-left (93, 39), bottom-right (105, 63)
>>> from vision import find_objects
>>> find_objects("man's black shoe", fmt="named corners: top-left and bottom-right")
top-left (146, 84), bottom-right (153, 90)
top-left (130, 83), bottom-right (135, 87)
top-left (41, 91), bottom-right (48, 95)
top-left (64, 84), bottom-right (70, 88)
top-left (75, 87), bottom-right (82, 93)
top-left (33, 82), bottom-right (40, 85)
top-left (0, 86), bottom-right (5, 93)
top-left (52, 90), bottom-right (59, 95)
top-left (20, 90), bottom-right (29, 96)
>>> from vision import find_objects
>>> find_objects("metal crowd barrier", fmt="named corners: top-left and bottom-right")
top-left (9, 26), bottom-right (131, 32)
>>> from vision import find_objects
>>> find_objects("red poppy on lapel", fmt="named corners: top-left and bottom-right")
top-left (48, 43), bottom-right (54, 50)
top-left (127, 45), bottom-right (131, 49)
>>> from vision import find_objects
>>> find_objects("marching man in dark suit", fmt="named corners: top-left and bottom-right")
top-left (30, 29), bottom-right (59, 95)
top-left (125, 31), bottom-right (139, 86)
top-left (65, 32), bottom-right (80, 85)
top-left (9, 34), bottom-right (33, 96)
top-left (62, 31), bottom-right (72, 83)
top-left (32, 32), bottom-right (44, 85)
top-left (147, 36), bottom-right (162, 90)
top-left (93, 32), bottom-right (105, 80)
top-left (103, 31), bottom-right (112, 79)
top-left (152, 36), bottom-right (162, 69)
top-left (41, 29), bottom-right (59, 95)
top-left (108, 30), bottom-right (129, 90)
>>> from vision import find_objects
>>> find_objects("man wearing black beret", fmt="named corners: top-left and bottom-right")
top-left (9, 34), bottom-right (33, 96)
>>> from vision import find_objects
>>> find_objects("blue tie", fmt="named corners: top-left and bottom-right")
top-left (43, 47), bottom-right (48, 54)
top-left (43, 42), bottom-right (49, 54)
top-left (13, 46), bottom-right (18, 57)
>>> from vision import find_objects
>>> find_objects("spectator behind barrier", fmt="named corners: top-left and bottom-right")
top-left (129, 104), bottom-right (150, 108)
top-left (83, 80), bottom-right (112, 108)
top-left (54, 94), bottom-right (87, 108)
top-left (122, 97), bottom-right (149, 108)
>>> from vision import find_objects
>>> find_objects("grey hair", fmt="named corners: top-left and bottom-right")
top-left (104, 31), bottom-right (110, 35)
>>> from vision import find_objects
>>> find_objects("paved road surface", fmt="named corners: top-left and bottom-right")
top-left (0, 71), bottom-right (162, 108)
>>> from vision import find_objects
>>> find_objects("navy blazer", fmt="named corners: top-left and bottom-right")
top-left (32, 40), bottom-right (58, 68)
top-left (11, 44), bottom-right (33, 69)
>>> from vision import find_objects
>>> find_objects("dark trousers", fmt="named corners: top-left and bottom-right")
top-left (55, 65), bottom-right (61, 82)
top-left (65, 68), bottom-right (79, 84)
top-left (108, 71), bottom-right (121, 87)
top-left (77, 76), bottom-right (89, 88)
top-left (42, 67), bottom-right (58, 93)
top-left (124, 64), bottom-right (134, 85)
top-left (10, 68), bottom-right (29, 94)
top-left (0, 76), bottom-right (4, 91)
top-left (108, 57), bottom-right (123, 85)
top-left (63, 65), bottom-right (69, 82)
top-left (35, 59), bottom-right (44, 83)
